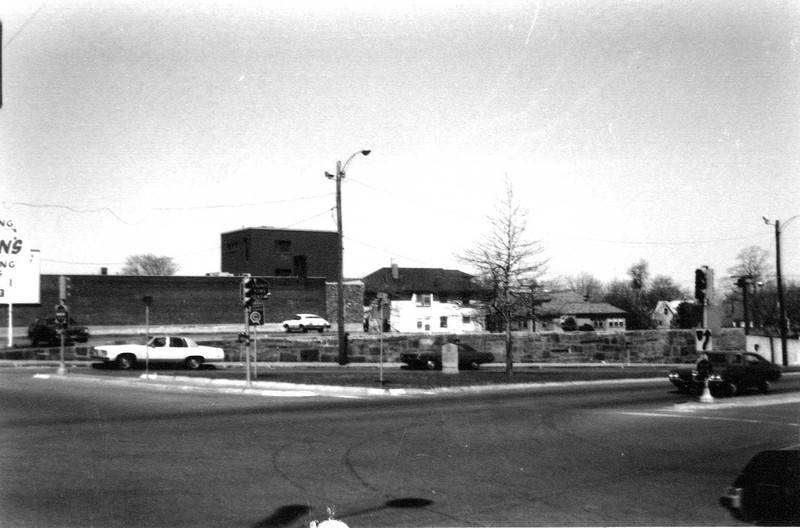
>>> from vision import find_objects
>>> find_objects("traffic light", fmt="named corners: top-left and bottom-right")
top-left (58, 275), bottom-right (72, 301)
top-left (242, 277), bottom-right (255, 309)
top-left (694, 267), bottom-right (707, 303)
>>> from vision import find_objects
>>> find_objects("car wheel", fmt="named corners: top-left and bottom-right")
top-left (726, 381), bottom-right (739, 397)
top-left (300, 325), bottom-right (307, 333)
top-left (758, 380), bottom-right (770, 393)
top-left (185, 357), bottom-right (203, 370)
top-left (116, 354), bottom-right (136, 370)
top-left (284, 325), bottom-right (291, 333)
top-left (468, 361), bottom-right (480, 370)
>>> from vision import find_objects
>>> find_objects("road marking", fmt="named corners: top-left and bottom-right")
top-left (613, 411), bottom-right (800, 428)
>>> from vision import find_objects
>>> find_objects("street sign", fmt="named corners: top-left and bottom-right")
top-left (249, 304), bottom-right (264, 326)
top-left (250, 277), bottom-right (269, 299)
top-left (55, 304), bottom-right (68, 326)
top-left (695, 328), bottom-right (712, 352)
top-left (242, 277), bottom-right (270, 307)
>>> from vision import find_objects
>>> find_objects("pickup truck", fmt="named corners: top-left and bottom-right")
top-left (90, 336), bottom-right (225, 370)
top-left (668, 352), bottom-right (781, 397)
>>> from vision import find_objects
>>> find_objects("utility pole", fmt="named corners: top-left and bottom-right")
top-left (326, 150), bottom-right (371, 366)
top-left (764, 215), bottom-right (797, 367)
top-left (335, 160), bottom-right (346, 365)
top-left (774, 220), bottom-right (788, 366)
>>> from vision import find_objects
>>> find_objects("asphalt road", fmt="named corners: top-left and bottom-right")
top-left (1, 367), bottom-right (799, 527)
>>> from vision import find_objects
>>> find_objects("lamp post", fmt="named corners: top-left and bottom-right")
top-left (142, 296), bottom-right (153, 377)
top-left (326, 149), bottom-right (371, 365)
top-left (763, 215), bottom-right (799, 366)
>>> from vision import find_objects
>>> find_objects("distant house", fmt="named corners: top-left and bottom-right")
top-left (362, 266), bottom-right (482, 333)
top-left (652, 300), bottom-right (693, 329)
top-left (536, 291), bottom-right (627, 332)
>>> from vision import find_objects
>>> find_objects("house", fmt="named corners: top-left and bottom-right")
top-left (652, 300), bottom-right (693, 329)
top-left (536, 291), bottom-right (627, 332)
top-left (362, 266), bottom-right (483, 333)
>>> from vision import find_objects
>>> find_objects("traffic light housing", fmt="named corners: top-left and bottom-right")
top-left (694, 268), bottom-right (707, 303)
top-left (58, 275), bottom-right (72, 301)
top-left (242, 278), bottom-right (255, 309)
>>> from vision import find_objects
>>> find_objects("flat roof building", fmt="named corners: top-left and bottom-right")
top-left (220, 227), bottom-right (339, 280)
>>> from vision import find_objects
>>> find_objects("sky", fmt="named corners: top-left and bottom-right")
top-left (2, 0), bottom-right (799, 292)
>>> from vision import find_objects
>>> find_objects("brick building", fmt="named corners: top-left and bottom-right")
top-left (220, 227), bottom-right (339, 280)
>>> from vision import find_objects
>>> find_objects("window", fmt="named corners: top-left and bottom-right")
top-left (415, 294), bottom-right (432, 307)
top-left (462, 315), bottom-right (471, 325)
top-left (275, 240), bottom-right (291, 253)
top-left (440, 316), bottom-right (448, 328)
top-left (417, 321), bottom-right (423, 329)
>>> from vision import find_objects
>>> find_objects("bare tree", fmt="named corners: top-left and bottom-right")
top-left (458, 177), bottom-right (547, 374)
top-left (563, 272), bottom-right (604, 302)
top-left (121, 254), bottom-right (180, 276)
top-left (727, 245), bottom-right (771, 283)
top-left (628, 260), bottom-right (650, 292)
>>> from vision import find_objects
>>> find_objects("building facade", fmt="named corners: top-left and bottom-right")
top-left (221, 227), bottom-right (339, 280)
top-left (363, 266), bottom-right (483, 333)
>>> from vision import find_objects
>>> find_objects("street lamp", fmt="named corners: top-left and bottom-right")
top-left (763, 215), bottom-right (799, 366)
top-left (326, 149), bottom-right (371, 365)
top-left (142, 296), bottom-right (153, 377)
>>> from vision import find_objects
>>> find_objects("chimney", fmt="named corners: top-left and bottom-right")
top-left (391, 262), bottom-right (399, 280)
top-left (100, 267), bottom-right (108, 275)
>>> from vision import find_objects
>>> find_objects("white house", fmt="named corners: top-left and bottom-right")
top-left (652, 300), bottom-right (693, 329)
top-left (362, 266), bottom-right (483, 334)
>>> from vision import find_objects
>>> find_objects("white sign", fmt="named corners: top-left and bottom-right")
top-left (695, 328), bottom-right (713, 352)
top-left (0, 217), bottom-right (41, 304)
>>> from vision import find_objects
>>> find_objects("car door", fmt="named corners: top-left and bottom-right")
top-left (147, 337), bottom-right (169, 360)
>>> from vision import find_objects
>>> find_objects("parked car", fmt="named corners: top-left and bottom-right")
top-left (28, 318), bottom-right (90, 347)
top-left (667, 352), bottom-right (781, 396)
top-left (90, 336), bottom-right (225, 370)
top-left (720, 449), bottom-right (800, 524)
top-left (401, 343), bottom-right (494, 370)
top-left (282, 314), bottom-right (331, 333)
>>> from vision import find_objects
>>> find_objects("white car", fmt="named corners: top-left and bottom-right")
top-left (282, 314), bottom-right (331, 333)
top-left (91, 336), bottom-right (225, 370)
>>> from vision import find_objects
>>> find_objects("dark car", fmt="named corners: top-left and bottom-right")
top-left (667, 352), bottom-right (781, 396)
top-left (721, 449), bottom-right (800, 524)
top-left (28, 318), bottom-right (90, 347)
top-left (400, 343), bottom-right (494, 370)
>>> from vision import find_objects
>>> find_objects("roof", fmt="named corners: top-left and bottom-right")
top-left (538, 291), bottom-right (626, 317)
top-left (363, 267), bottom-right (477, 296)
top-left (653, 300), bottom-right (693, 315)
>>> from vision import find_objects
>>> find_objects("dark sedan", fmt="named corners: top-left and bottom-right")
top-left (668, 352), bottom-right (781, 396)
top-left (400, 343), bottom-right (494, 370)
top-left (28, 318), bottom-right (90, 347)
top-left (721, 449), bottom-right (800, 524)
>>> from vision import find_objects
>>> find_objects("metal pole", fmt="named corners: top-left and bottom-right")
top-left (742, 278), bottom-right (750, 336)
top-left (7, 303), bottom-right (12, 348)
top-left (245, 307), bottom-right (251, 387)
top-left (253, 324), bottom-right (258, 380)
top-left (145, 305), bottom-right (150, 377)
top-left (336, 160), bottom-right (347, 365)
top-left (57, 327), bottom-right (66, 375)
top-left (774, 220), bottom-right (789, 366)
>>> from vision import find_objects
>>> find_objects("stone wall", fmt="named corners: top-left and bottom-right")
top-left (239, 328), bottom-right (746, 364)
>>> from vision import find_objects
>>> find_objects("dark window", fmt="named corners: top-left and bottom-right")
top-left (275, 240), bottom-right (291, 253)
top-left (440, 316), bottom-right (448, 328)
top-left (294, 255), bottom-right (307, 278)
top-left (274, 268), bottom-right (293, 276)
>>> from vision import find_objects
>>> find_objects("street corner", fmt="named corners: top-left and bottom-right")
top-left (672, 391), bottom-right (800, 411)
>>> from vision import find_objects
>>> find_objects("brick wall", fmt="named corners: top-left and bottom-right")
top-left (1, 275), bottom-right (331, 327)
